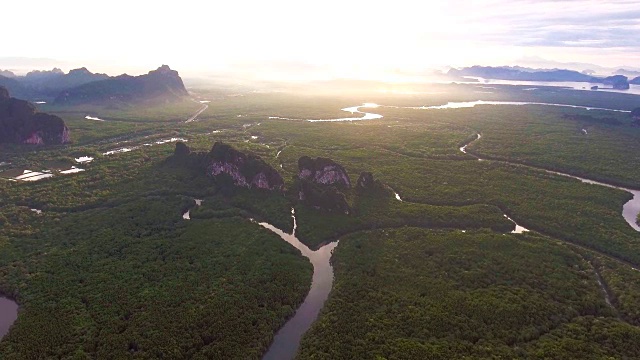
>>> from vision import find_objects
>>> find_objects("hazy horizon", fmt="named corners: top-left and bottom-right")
top-left (4, 0), bottom-right (640, 81)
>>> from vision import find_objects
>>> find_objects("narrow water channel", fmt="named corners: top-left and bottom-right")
top-left (461, 133), bottom-right (640, 232)
top-left (0, 297), bottom-right (18, 340)
top-left (391, 186), bottom-right (529, 234)
top-left (260, 210), bottom-right (338, 360)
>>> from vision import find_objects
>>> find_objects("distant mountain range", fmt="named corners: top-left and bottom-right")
top-left (448, 66), bottom-right (637, 90)
top-left (508, 56), bottom-right (640, 76)
top-left (0, 67), bottom-right (108, 99)
top-left (0, 70), bottom-right (15, 78)
top-left (0, 65), bottom-right (189, 105)
top-left (614, 69), bottom-right (640, 78)
top-left (54, 65), bottom-right (188, 105)
top-left (23, 67), bottom-right (110, 93)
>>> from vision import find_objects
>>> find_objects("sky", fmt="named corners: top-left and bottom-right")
top-left (3, 0), bottom-right (640, 80)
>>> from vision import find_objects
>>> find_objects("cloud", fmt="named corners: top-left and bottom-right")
top-left (471, 0), bottom-right (640, 49)
top-left (3, 0), bottom-right (640, 73)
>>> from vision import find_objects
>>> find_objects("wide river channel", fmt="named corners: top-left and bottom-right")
top-left (260, 210), bottom-right (338, 360)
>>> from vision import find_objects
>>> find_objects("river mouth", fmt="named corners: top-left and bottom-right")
top-left (259, 210), bottom-right (338, 360)
top-left (0, 297), bottom-right (18, 340)
top-left (408, 101), bottom-right (630, 113)
top-left (461, 77), bottom-right (640, 96)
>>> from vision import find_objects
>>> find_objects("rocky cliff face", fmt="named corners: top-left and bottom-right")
top-left (207, 142), bottom-right (283, 191)
top-left (0, 87), bottom-right (70, 145)
top-left (296, 156), bottom-right (352, 213)
top-left (298, 156), bottom-right (351, 187)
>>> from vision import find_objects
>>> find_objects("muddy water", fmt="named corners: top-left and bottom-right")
top-left (260, 210), bottom-right (338, 360)
top-left (0, 297), bottom-right (18, 340)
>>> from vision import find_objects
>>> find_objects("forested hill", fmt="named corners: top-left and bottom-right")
top-left (0, 86), bottom-right (69, 145)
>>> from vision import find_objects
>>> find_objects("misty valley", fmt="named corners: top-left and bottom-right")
top-left (2, 63), bottom-right (640, 360)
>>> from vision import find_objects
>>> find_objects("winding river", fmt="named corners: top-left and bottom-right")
top-left (260, 210), bottom-right (338, 360)
top-left (306, 102), bottom-right (640, 233)
top-left (307, 103), bottom-right (383, 122)
top-left (269, 103), bottom-right (383, 122)
top-left (461, 133), bottom-right (640, 232)
top-left (259, 190), bottom-right (533, 358)
top-left (3, 100), bottom-right (638, 349)
top-left (269, 100), bottom-right (631, 124)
